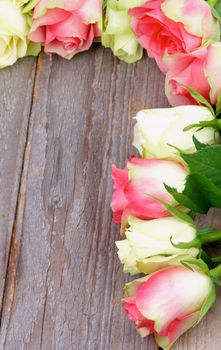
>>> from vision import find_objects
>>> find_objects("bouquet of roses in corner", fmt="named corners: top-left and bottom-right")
top-left (111, 104), bottom-right (221, 349)
top-left (126, 0), bottom-right (221, 109)
top-left (0, 0), bottom-right (102, 68)
top-left (2, 0), bottom-right (221, 89)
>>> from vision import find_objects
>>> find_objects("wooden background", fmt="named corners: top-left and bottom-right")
top-left (0, 47), bottom-right (221, 350)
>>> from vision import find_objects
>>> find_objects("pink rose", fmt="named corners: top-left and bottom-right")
top-left (165, 43), bottom-right (221, 107)
top-left (204, 42), bottom-right (221, 106)
top-left (165, 47), bottom-right (211, 106)
top-left (29, 0), bottom-right (102, 58)
top-left (111, 157), bottom-right (188, 232)
top-left (123, 265), bottom-right (215, 348)
top-left (129, 0), bottom-right (219, 72)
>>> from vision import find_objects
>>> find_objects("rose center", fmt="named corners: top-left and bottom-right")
top-left (63, 37), bottom-right (83, 51)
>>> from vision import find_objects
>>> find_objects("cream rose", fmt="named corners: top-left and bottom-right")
top-left (116, 216), bottom-right (198, 275)
top-left (102, 0), bottom-right (144, 63)
top-left (0, 0), bottom-right (34, 68)
top-left (133, 106), bottom-right (219, 160)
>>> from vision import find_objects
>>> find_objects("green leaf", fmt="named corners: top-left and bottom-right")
top-left (166, 139), bottom-right (221, 215)
top-left (23, 0), bottom-right (39, 13)
top-left (199, 250), bottom-right (214, 266)
top-left (196, 227), bottom-right (216, 236)
top-left (192, 136), bottom-right (208, 151)
top-left (170, 235), bottom-right (201, 249)
top-left (212, 256), bottom-right (221, 263)
top-left (180, 257), bottom-right (209, 273)
top-left (207, 0), bottom-right (219, 6)
top-left (216, 91), bottom-right (221, 114)
top-left (181, 144), bottom-right (221, 188)
top-left (192, 175), bottom-right (221, 207)
top-left (26, 42), bottom-right (41, 57)
top-left (198, 284), bottom-right (216, 323)
top-left (166, 143), bottom-right (183, 154)
top-left (207, 0), bottom-right (221, 26)
top-left (214, 0), bottom-right (221, 16)
top-left (166, 174), bottom-right (221, 213)
top-left (103, 0), bottom-right (107, 7)
top-left (211, 276), bottom-right (221, 286)
top-left (181, 261), bottom-right (194, 271)
top-left (147, 195), bottom-right (194, 224)
top-left (165, 179), bottom-right (211, 213)
top-left (178, 84), bottom-right (215, 116)
top-left (183, 119), bottom-right (221, 132)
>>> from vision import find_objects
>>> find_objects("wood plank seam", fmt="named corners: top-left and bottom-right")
top-left (0, 57), bottom-right (39, 349)
top-left (39, 209), bottom-right (55, 350)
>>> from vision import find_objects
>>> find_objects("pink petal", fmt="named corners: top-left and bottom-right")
top-left (129, 0), bottom-right (202, 73)
top-left (165, 47), bottom-right (210, 106)
top-left (122, 297), bottom-right (155, 337)
top-left (49, 13), bottom-right (89, 40)
top-left (135, 266), bottom-right (209, 333)
top-left (156, 311), bottom-right (200, 349)
top-left (111, 165), bottom-right (129, 223)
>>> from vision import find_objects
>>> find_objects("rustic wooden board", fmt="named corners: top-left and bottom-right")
top-left (0, 57), bottom-right (36, 307)
top-left (0, 47), bottom-right (220, 350)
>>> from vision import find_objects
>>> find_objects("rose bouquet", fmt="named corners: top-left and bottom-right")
top-left (1, 0), bottom-right (221, 117)
top-left (111, 104), bottom-right (221, 349)
top-left (129, 0), bottom-right (220, 71)
top-left (1, 0), bottom-right (221, 349)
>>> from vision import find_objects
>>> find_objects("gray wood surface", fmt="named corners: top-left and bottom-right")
top-left (0, 47), bottom-right (220, 350)
top-left (0, 57), bottom-right (36, 306)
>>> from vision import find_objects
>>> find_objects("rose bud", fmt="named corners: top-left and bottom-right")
top-left (129, 0), bottom-right (219, 72)
top-left (101, 0), bottom-right (143, 63)
top-left (111, 157), bottom-right (188, 232)
top-left (29, 0), bottom-right (102, 58)
top-left (133, 106), bottom-right (219, 160)
top-left (122, 265), bottom-right (216, 348)
top-left (116, 216), bottom-right (199, 275)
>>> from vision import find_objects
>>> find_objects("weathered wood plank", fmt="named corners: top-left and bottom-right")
top-left (0, 49), bottom-right (165, 350)
top-left (0, 48), bottom-right (221, 350)
top-left (0, 58), bottom-right (36, 308)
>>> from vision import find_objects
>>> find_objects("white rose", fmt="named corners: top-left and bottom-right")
top-left (116, 216), bottom-right (199, 275)
top-left (101, 0), bottom-right (144, 63)
top-left (133, 105), bottom-right (220, 160)
top-left (0, 0), bottom-right (30, 68)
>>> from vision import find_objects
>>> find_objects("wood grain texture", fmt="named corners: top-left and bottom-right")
top-left (0, 58), bottom-right (36, 308)
top-left (0, 47), bottom-right (220, 350)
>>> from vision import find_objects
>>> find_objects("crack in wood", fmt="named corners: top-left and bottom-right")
top-left (0, 57), bottom-right (39, 347)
